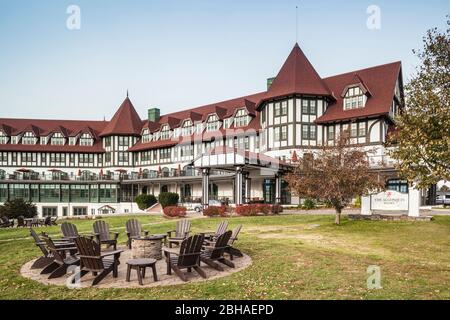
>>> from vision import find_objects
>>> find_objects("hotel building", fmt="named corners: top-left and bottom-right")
top-left (0, 43), bottom-right (406, 217)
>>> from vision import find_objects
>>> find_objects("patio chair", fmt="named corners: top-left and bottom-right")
top-left (40, 235), bottom-right (79, 279)
top-left (164, 234), bottom-right (206, 282)
top-left (200, 230), bottom-right (234, 271)
top-left (50, 217), bottom-right (58, 225)
top-left (16, 216), bottom-right (26, 228)
top-left (72, 236), bottom-right (123, 286)
top-left (43, 216), bottom-right (52, 226)
top-left (203, 220), bottom-right (228, 241)
top-left (205, 225), bottom-right (243, 260)
top-left (125, 219), bottom-right (149, 249)
top-left (29, 228), bottom-right (74, 269)
top-left (61, 222), bottom-right (94, 241)
top-left (93, 220), bottom-right (119, 250)
top-left (167, 219), bottom-right (191, 248)
top-left (0, 216), bottom-right (13, 228)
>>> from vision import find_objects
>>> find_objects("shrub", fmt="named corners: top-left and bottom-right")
top-left (134, 194), bottom-right (157, 210)
top-left (203, 206), bottom-right (228, 217)
top-left (158, 192), bottom-right (179, 208)
top-left (302, 198), bottom-right (317, 210)
top-left (354, 196), bottom-right (362, 208)
top-left (163, 206), bottom-right (187, 218)
top-left (0, 199), bottom-right (37, 219)
top-left (234, 204), bottom-right (283, 216)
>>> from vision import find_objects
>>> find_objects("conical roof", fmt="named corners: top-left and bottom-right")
top-left (100, 97), bottom-right (143, 137)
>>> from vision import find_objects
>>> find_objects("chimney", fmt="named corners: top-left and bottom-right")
top-left (148, 108), bottom-right (160, 122)
top-left (267, 77), bottom-right (275, 90)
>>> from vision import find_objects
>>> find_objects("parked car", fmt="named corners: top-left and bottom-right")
top-left (192, 200), bottom-right (222, 212)
top-left (436, 195), bottom-right (450, 205)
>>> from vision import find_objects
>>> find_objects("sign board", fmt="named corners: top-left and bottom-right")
top-left (370, 190), bottom-right (408, 211)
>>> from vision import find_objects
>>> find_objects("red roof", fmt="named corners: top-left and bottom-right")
top-left (316, 61), bottom-right (402, 123)
top-left (99, 97), bottom-right (142, 137)
top-left (256, 43), bottom-right (332, 108)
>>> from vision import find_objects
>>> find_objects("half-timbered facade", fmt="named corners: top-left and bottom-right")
top-left (0, 43), bottom-right (405, 217)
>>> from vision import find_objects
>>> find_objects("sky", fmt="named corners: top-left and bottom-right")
top-left (0, 0), bottom-right (448, 121)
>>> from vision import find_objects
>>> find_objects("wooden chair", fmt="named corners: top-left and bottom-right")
top-left (93, 220), bottom-right (119, 250)
top-left (61, 222), bottom-right (94, 241)
top-left (43, 216), bottom-right (52, 226)
top-left (40, 235), bottom-right (79, 279)
top-left (72, 236), bottom-right (123, 286)
top-left (50, 217), bottom-right (58, 225)
top-left (30, 229), bottom-right (74, 269)
top-left (205, 225), bottom-right (243, 260)
top-left (164, 234), bottom-right (206, 282)
top-left (125, 219), bottom-right (149, 249)
top-left (0, 216), bottom-right (13, 228)
top-left (203, 220), bottom-right (228, 241)
top-left (167, 219), bottom-right (191, 248)
top-left (16, 216), bottom-right (26, 228)
top-left (200, 230), bottom-right (234, 271)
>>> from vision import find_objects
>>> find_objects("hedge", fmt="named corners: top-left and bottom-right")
top-left (163, 206), bottom-right (187, 218)
top-left (134, 194), bottom-right (157, 210)
top-left (203, 206), bottom-right (228, 217)
top-left (235, 204), bottom-right (283, 216)
top-left (158, 192), bottom-right (179, 208)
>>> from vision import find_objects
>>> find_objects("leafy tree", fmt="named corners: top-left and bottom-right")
top-left (0, 199), bottom-right (37, 219)
top-left (158, 192), bottom-right (179, 208)
top-left (285, 135), bottom-right (384, 225)
top-left (389, 17), bottom-right (450, 188)
top-left (134, 194), bottom-right (157, 210)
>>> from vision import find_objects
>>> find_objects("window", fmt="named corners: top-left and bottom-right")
top-left (181, 120), bottom-right (193, 136)
top-left (51, 132), bottom-right (65, 145)
top-left (350, 122), bottom-right (366, 138)
top-left (79, 133), bottom-right (93, 146)
top-left (302, 124), bottom-right (317, 140)
top-left (327, 126), bottom-right (335, 141)
top-left (386, 179), bottom-right (408, 194)
top-left (234, 109), bottom-right (249, 127)
top-left (105, 152), bottom-right (111, 162)
top-left (302, 99), bottom-right (317, 115)
top-left (118, 152), bottom-right (129, 163)
top-left (0, 152), bottom-right (7, 162)
top-left (160, 125), bottom-right (170, 140)
top-left (118, 136), bottom-right (129, 147)
top-left (160, 148), bottom-right (171, 160)
top-left (20, 152), bottom-right (37, 163)
top-left (274, 101), bottom-right (288, 117)
top-left (79, 153), bottom-right (94, 164)
top-left (180, 145), bottom-right (194, 157)
top-left (0, 131), bottom-right (8, 144)
top-left (70, 185), bottom-right (89, 202)
top-left (42, 207), bottom-right (57, 217)
top-left (141, 129), bottom-right (151, 143)
top-left (104, 137), bottom-right (112, 147)
top-left (22, 132), bottom-right (36, 145)
top-left (234, 136), bottom-right (250, 150)
top-left (344, 86), bottom-right (365, 110)
top-left (73, 207), bottom-right (87, 216)
top-left (206, 115), bottom-right (220, 132)
top-left (274, 126), bottom-right (288, 142)
top-left (49, 153), bottom-right (65, 165)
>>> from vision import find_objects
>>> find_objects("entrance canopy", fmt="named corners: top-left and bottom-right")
top-left (192, 146), bottom-right (290, 173)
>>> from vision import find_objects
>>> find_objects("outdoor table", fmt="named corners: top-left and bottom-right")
top-left (131, 235), bottom-right (166, 260)
top-left (24, 218), bottom-right (45, 227)
top-left (126, 258), bottom-right (158, 285)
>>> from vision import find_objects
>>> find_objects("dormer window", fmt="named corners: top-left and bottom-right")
top-left (0, 131), bottom-right (8, 144)
top-left (160, 125), bottom-right (170, 140)
top-left (141, 129), bottom-right (151, 143)
top-left (206, 114), bottom-right (220, 132)
top-left (51, 132), bottom-right (65, 145)
top-left (344, 86), bottom-right (365, 110)
top-left (234, 109), bottom-right (249, 127)
top-left (22, 132), bottom-right (36, 145)
top-left (79, 133), bottom-right (93, 146)
top-left (181, 120), bottom-right (193, 136)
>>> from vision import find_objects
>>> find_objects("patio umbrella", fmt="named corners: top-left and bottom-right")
top-left (16, 168), bottom-right (30, 173)
top-left (139, 167), bottom-right (142, 174)
top-left (48, 169), bottom-right (62, 172)
top-left (291, 150), bottom-right (298, 162)
top-left (115, 169), bottom-right (127, 173)
top-left (99, 169), bottom-right (103, 176)
top-left (77, 169), bottom-right (82, 176)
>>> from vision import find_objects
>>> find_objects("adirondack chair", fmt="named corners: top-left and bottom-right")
top-left (0, 216), bottom-right (13, 228)
top-left (43, 216), bottom-right (52, 226)
top-left (205, 225), bottom-right (243, 260)
top-left (50, 217), bottom-right (58, 225)
top-left (29, 228), bottom-right (74, 269)
top-left (72, 236), bottom-right (123, 286)
top-left (125, 219), bottom-right (149, 249)
top-left (167, 219), bottom-right (191, 248)
top-left (203, 220), bottom-right (228, 241)
top-left (61, 222), bottom-right (94, 241)
top-left (16, 216), bottom-right (26, 228)
top-left (164, 234), bottom-right (206, 282)
top-left (40, 235), bottom-right (79, 279)
top-left (200, 230), bottom-right (234, 271)
top-left (93, 220), bottom-right (119, 250)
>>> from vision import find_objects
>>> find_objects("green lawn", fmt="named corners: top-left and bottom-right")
top-left (0, 214), bottom-right (449, 300)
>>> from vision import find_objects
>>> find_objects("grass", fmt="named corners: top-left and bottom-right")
top-left (0, 214), bottom-right (449, 300)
